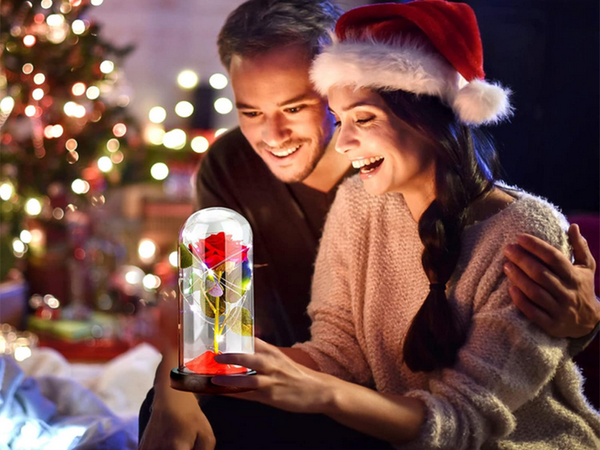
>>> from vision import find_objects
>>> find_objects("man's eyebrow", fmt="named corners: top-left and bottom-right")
top-left (277, 93), bottom-right (315, 107)
top-left (236, 93), bottom-right (315, 110)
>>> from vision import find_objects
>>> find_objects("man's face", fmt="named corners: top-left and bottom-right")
top-left (229, 44), bottom-right (335, 183)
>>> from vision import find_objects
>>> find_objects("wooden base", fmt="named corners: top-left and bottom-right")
top-left (170, 367), bottom-right (257, 394)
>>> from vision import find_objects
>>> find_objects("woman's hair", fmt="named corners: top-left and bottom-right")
top-left (379, 89), bottom-right (501, 373)
top-left (217, 0), bottom-right (342, 70)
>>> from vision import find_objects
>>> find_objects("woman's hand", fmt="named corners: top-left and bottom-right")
top-left (138, 388), bottom-right (216, 450)
top-left (503, 224), bottom-right (599, 338)
top-left (211, 338), bottom-right (334, 414)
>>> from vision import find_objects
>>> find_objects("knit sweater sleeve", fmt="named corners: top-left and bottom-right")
top-left (293, 180), bottom-right (373, 386)
top-left (400, 196), bottom-right (574, 450)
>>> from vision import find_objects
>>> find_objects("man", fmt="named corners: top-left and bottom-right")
top-left (139, 1), bottom-right (599, 448)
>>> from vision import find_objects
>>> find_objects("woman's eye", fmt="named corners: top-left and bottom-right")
top-left (333, 121), bottom-right (341, 128)
top-left (356, 117), bottom-right (374, 125)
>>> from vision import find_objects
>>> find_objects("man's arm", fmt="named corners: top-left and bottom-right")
top-left (503, 223), bottom-right (600, 344)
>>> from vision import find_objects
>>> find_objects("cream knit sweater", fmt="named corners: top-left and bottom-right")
top-left (295, 176), bottom-right (600, 449)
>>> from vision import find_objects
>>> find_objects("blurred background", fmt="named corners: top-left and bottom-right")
top-left (0, 0), bottom-right (598, 430)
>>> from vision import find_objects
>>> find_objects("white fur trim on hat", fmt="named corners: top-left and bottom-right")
top-left (310, 38), bottom-right (512, 126)
top-left (452, 79), bottom-right (513, 125)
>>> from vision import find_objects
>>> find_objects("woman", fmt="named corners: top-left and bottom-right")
top-left (212, 1), bottom-right (600, 448)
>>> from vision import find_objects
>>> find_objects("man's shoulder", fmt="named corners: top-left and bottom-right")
top-left (203, 127), bottom-right (253, 162)
top-left (199, 127), bottom-right (269, 181)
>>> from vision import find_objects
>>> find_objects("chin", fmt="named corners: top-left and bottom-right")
top-left (359, 178), bottom-right (388, 196)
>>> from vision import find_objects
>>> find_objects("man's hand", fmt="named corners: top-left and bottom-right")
top-left (138, 388), bottom-right (215, 450)
top-left (503, 223), bottom-right (600, 339)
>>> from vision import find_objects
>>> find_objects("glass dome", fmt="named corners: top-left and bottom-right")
top-left (171, 207), bottom-right (255, 393)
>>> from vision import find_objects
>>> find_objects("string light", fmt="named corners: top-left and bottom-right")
top-left (100, 60), bottom-right (114, 74)
top-left (46, 14), bottom-right (65, 27)
top-left (22, 63), bottom-right (34, 74)
top-left (106, 138), bottom-right (120, 152)
top-left (143, 274), bottom-right (161, 290)
top-left (19, 230), bottom-right (32, 244)
top-left (65, 138), bottom-right (78, 151)
top-left (41, 0), bottom-right (53, 9)
top-left (214, 98), bottom-right (233, 115)
top-left (0, 97), bottom-right (15, 114)
top-left (52, 208), bottom-right (64, 220)
top-left (23, 35), bottom-right (36, 47)
top-left (148, 106), bottom-right (166, 124)
top-left (162, 129), bottom-right (186, 150)
top-left (72, 82), bottom-right (86, 96)
top-left (71, 179), bottom-right (90, 194)
top-left (86, 86), bottom-right (100, 100)
top-left (25, 198), bottom-right (42, 216)
top-left (24, 105), bottom-right (37, 117)
top-left (177, 70), bottom-right (199, 89)
top-left (112, 123), bottom-right (127, 137)
top-left (33, 74), bottom-right (45, 85)
top-left (209, 73), bottom-right (228, 90)
top-left (97, 156), bottom-right (113, 173)
top-left (138, 239), bottom-right (157, 262)
top-left (32, 88), bottom-right (44, 101)
top-left (111, 151), bottom-right (124, 164)
top-left (0, 183), bottom-right (14, 201)
top-left (144, 125), bottom-right (165, 145)
top-left (215, 128), bottom-right (228, 138)
top-left (151, 162), bottom-right (169, 180)
top-left (191, 136), bottom-right (209, 153)
top-left (169, 251), bottom-right (178, 267)
top-left (175, 101), bottom-right (194, 118)
top-left (72, 19), bottom-right (86, 35)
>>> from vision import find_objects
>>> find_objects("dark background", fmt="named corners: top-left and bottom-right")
top-left (383, 0), bottom-right (599, 214)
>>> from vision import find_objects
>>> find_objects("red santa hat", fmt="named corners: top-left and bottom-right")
top-left (310, 0), bottom-right (512, 125)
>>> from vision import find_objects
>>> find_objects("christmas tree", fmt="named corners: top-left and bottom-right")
top-left (0, 0), bottom-right (143, 285)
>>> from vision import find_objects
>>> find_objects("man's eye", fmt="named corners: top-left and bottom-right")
top-left (241, 111), bottom-right (259, 118)
top-left (286, 106), bottom-right (304, 114)
top-left (333, 121), bottom-right (341, 128)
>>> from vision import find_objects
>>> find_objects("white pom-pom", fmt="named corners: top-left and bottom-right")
top-left (452, 79), bottom-right (513, 125)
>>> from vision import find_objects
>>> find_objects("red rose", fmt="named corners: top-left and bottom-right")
top-left (189, 232), bottom-right (248, 269)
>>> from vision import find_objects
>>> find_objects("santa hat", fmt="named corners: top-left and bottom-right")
top-left (310, 0), bottom-right (512, 125)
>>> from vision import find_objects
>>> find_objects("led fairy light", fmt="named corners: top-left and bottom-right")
top-left (149, 106), bottom-right (167, 124)
top-left (209, 73), bottom-right (228, 90)
top-left (213, 98), bottom-right (233, 115)
top-left (175, 101), bottom-right (194, 118)
top-left (191, 136), bottom-right (209, 153)
top-left (177, 70), bottom-right (199, 90)
top-left (151, 162), bottom-right (169, 180)
top-left (163, 129), bottom-right (186, 150)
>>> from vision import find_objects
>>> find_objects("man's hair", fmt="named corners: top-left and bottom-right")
top-left (218, 0), bottom-right (342, 70)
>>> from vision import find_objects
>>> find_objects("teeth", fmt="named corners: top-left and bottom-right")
top-left (351, 156), bottom-right (383, 169)
top-left (272, 145), bottom-right (301, 157)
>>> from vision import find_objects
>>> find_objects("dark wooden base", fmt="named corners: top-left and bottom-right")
top-left (170, 367), bottom-right (257, 394)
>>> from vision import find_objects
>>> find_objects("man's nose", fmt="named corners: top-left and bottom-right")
top-left (262, 114), bottom-right (292, 148)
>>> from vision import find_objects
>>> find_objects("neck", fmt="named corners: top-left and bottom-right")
top-left (301, 132), bottom-right (351, 193)
top-left (402, 177), bottom-right (436, 222)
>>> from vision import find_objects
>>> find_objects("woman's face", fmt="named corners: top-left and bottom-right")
top-left (328, 86), bottom-right (436, 197)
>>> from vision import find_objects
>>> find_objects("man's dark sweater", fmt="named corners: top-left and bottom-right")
top-left (195, 127), bottom-right (346, 347)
